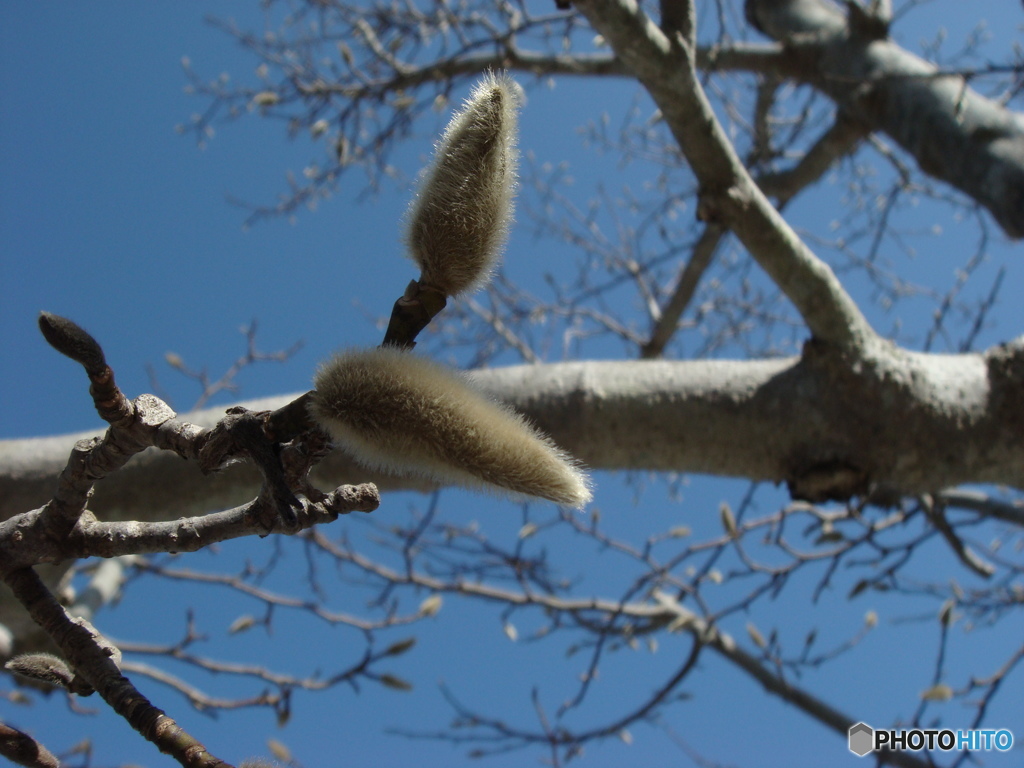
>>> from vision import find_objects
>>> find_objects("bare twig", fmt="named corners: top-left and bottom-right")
top-left (0, 722), bottom-right (59, 768)
top-left (3, 567), bottom-right (230, 768)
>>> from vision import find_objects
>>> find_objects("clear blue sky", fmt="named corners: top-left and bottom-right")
top-left (2, 2), bottom-right (1023, 767)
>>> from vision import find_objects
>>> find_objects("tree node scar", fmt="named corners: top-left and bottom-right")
top-left (788, 460), bottom-right (869, 503)
top-left (198, 408), bottom-right (302, 527)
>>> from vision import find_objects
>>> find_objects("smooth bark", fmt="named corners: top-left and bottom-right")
top-left (744, 0), bottom-right (1024, 238)
top-left (3, 343), bottom-right (1023, 527)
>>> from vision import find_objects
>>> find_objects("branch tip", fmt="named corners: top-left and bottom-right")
top-left (0, 722), bottom-right (60, 768)
top-left (37, 312), bottom-right (107, 375)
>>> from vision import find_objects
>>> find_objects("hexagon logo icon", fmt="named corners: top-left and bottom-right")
top-left (849, 722), bottom-right (874, 757)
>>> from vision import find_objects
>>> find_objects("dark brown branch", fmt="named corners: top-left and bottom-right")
top-left (42, 394), bottom-right (177, 532)
top-left (0, 722), bottom-right (59, 768)
top-left (381, 280), bottom-right (448, 350)
top-left (197, 407), bottom-right (304, 526)
top-left (3, 567), bottom-right (232, 768)
top-left (34, 313), bottom-right (372, 530)
top-left (0, 485), bottom-right (377, 571)
top-left (266, 279), bottom-right (448, 445)
top-left (938, 490), bottom-right (1024, 526)
top-left (265, 391), bottom-right (318, 444)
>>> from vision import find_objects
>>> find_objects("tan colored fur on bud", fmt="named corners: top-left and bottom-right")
top-left (310, 348), bottom-right (591, 507)
top-left (405, 71), bottom-right (521, 297)
top-left (5, 653), bottom-right (74, 688)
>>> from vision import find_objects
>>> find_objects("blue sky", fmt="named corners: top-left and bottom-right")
top-left (2, 2), bottom-right (1024, 767)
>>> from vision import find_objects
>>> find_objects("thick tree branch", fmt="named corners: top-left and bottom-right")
top-left (4, 343), bottom-right (1023, 524)
top-left (570, 0), bottom-right (877, 353)
top-left (641, 112), bottom-right (868, 359)
top-left (745, 0), bottom-right (1024, 239)
top-left (938, 489), bottom-right (1024, 527)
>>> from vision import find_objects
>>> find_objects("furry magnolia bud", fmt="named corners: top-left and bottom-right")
top-left (404, 72), bottom-right (521, 296)
top-left (5, 653), bottom-right (75, 688)
top-left (310, 348), bottom-right (591, 508)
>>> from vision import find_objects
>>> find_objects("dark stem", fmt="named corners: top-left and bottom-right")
top-left (381, 280), bottom-right (448, 350)
top-left (2, 567), bottom-right (233, 768)
top-left (0, 722), bottom-right (59, 768)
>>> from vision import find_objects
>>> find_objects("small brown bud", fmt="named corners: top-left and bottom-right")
top-left (38, 312), bottom-right (107, 375)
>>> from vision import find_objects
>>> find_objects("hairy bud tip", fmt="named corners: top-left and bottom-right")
top-left (309, 347), bottom-right (591, 507)
top-left (404, 71), bottom-right (522, 297)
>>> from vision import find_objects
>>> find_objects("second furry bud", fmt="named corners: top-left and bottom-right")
top-left (404, 72), bottom-right (521, 297)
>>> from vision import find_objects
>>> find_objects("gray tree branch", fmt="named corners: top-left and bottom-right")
top-left (571, 0), bottom-right (878, 354)
top-left (4, 340), bottom-right (1023, 527)
top-left (744, 0), bottom-right (1024, 238)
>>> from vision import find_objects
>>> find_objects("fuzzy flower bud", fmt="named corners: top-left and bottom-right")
top-left (5, 653), bottom-right (75, 688)
top-left (310, 347), bottom-right (591, 507)
top-left (404, 72), bottom-right (521, 296)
